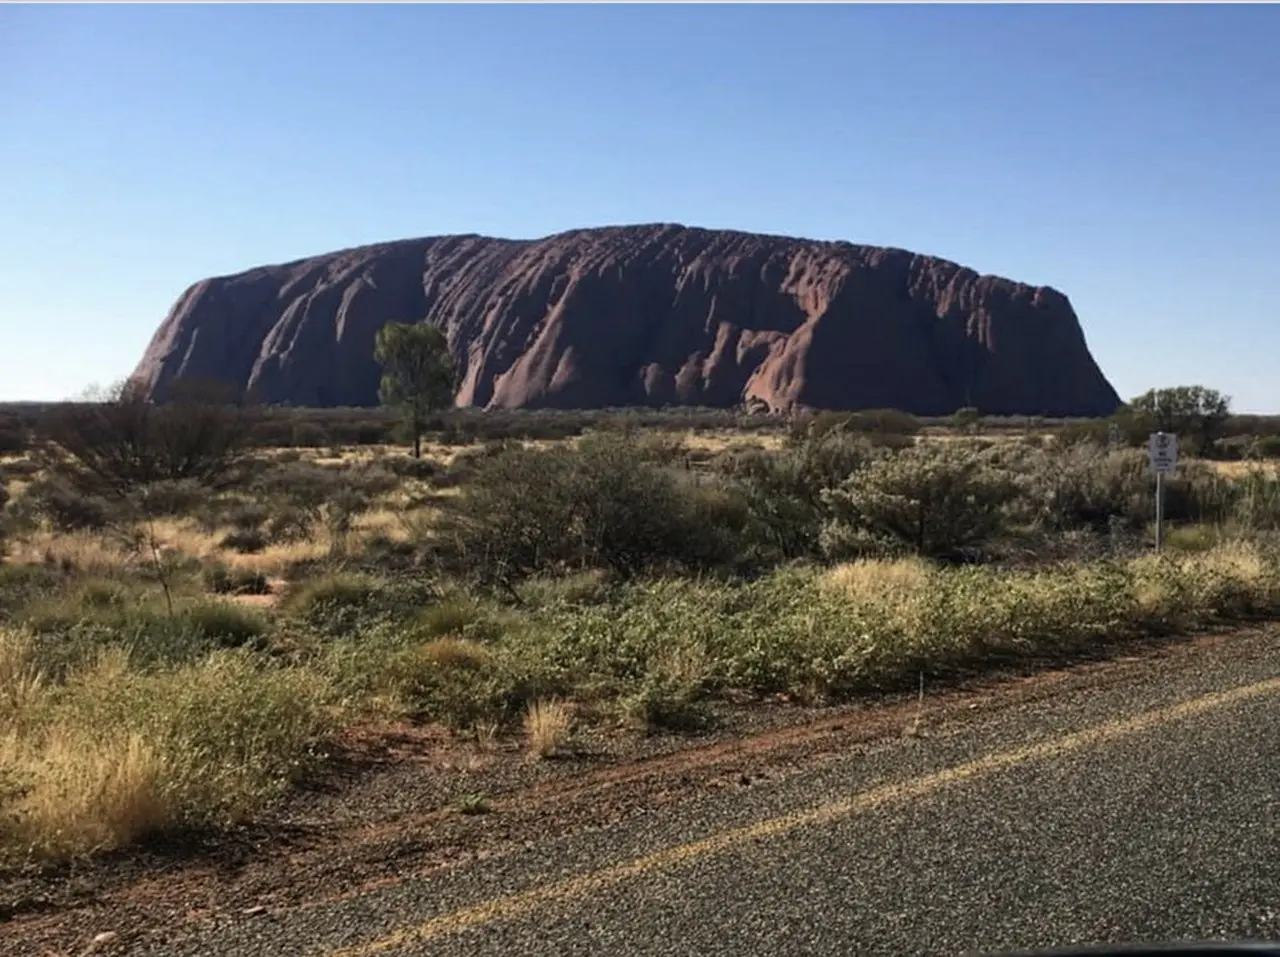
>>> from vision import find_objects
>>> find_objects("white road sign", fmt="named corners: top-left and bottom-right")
top-left (1148, 432), bottom-right (1178, 474)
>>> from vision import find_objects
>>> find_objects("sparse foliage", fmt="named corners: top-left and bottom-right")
top-left (37, 379), bottom-right (253, 498)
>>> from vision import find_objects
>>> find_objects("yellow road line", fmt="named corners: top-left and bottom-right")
top-left (326, 675), bottom-right (1280, 957)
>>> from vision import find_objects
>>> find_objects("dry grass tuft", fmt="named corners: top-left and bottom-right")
top-left (9, 531), bottom-right (135, 575)
top-left (819, 557), bottom-right (933, 602)
top-left (0, 729), bottom-right (173, 859)
top-left (418, 637), bottom-right (495, 671)
top-left (523, 698), bottom-right (570, 759)
top-left (0, 628), bottom-right (46, 716)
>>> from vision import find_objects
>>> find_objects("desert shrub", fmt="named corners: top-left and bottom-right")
top-left (1211, 435), bottom-right (1254, 461)
top-left (1231, 468), bottom-right (1280, 531)
top-left (0, 563), bottom-right (59, 614)
top-left (265, 505), bottom-right (316, 544)
top-left (379, 455), bottom-right (439, 480)
top-left (1161, 462), bottom-right (1236, 526)
top-left (224, 502), bottom-right (271, 532)
top-left (846, 409), bottom-right (920, 437)
top-left (14, 591), bottom-right (270, 665)
top-left (1029, 445), bottom-right (1149, 532)
top-left (1254, 435), bottom-right (1280, 459)
top-left (439, 435), bottom-right (742, 583)
top-left (218, 528), bottom-right (267, 554)
top-left (321, 488), bottom-right (372, 557)
top-left (286, 422), bottom-right (331, 448)
top-left (0, 477), bottom-right (8, 559)
top-left (820, 442), bottom-right (1018, 561)
top-left (37, 379), bottom-right (254, 498)
top-left (433, 440), bottom-right (517, 488)
top-left (384, 637), bottom-right (557, 730)
top-left (132, 479), bottom-right (208, 518)
top-left (621, 643), bottom-right (715, 732)
top-left (1163, 524), bottom-right (1224, 554)
top-left (202, 562), bottom-right (271, 596)
top-left (341, 463), bottom-right (400, 500)
top-left (249, 461), bottom-right (348, 511)
top-left (414, 595), bottom-right (488, 639)
top-left (514, 570), bottom-right (610, 609)
top-left (23, 478), bottom-right (113, 532)
top-left (398, 637), bottom-right (503, 728)
top-left (1053, 420), bottom-right (1112, 448)
top-left (280, 572), bottom-right (381, 623)
top-left (357, 533), bottom-right (418, 569)
top-left (717, 431), bottom-right (875, 562)
top-left (179, 602), bottom-right (269, 649)
top-left (784, 414), bottom-right (912, 449)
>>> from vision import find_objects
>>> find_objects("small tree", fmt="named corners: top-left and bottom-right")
top-left (1127, 386), bottom-right (1231, 456)
top-left (373, 322), bottom-right (456, 459)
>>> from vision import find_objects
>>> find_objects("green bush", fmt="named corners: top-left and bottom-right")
top-left (439, 435), bottom-right (743, 583)
top-left (820, 442), bottom-right (1018, 560)
top-left (280, 573), bottom-right (382, 630)
top-left (180, 602), bottom-right (269, 649)
top-left (717, 431), bottom-right (875, 562)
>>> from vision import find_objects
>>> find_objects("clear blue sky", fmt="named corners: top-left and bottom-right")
top-left (2, 4), bottom-right (1278, 411)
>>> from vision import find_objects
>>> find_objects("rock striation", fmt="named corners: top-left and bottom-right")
top-left (131, 224), bottom-right (1121, 416)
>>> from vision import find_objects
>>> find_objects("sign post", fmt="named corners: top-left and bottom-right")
top-left (1147, 432), bottom-right (1178, 552)
top-left (1108, 423), bottom-right (1122, 450)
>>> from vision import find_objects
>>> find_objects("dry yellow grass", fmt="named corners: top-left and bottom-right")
top-left (1209, 460), bottom-right (1280, 479)
top-left (1181, 539), bottom-right (1272, 588)
top-left (820, 557), bottom-right (933, 602)
top-left (0, 629), bottom-right (46, 718)
top-left (523, 698), bottom-right (570, 759)
top-left (8, 530), bottom-right (136, 574)
top-left (0, 728), bottom-right (174, 859)
top-left (680, 430), bottom-right (786, 454)
top-left (418, 637), bottom-right (494, 670)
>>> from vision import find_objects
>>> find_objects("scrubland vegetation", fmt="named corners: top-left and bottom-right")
top-left (2, 390), bottom-right (1280, 867)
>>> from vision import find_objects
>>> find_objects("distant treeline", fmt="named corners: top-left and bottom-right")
top-left (2, 401), bottom-right (1279, 459)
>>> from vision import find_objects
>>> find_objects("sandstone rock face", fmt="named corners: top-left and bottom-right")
top-left (130, 224), bottom-right (1121, 416)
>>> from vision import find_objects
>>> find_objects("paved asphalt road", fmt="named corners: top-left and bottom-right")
top-left (149, 631), bottom-right (1280, 957)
